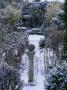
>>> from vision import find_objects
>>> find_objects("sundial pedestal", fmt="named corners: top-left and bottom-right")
top-left (26, 44), bottom-right (35, 85)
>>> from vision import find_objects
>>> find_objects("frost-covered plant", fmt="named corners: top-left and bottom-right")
top-left (0, 62), bottom-right (20, 90)
top-left (46, 65), bottom-right (67, 90)
top-left (39, 39), bottom-right (45, 48)
top-left (4, 4), bottom-right (21, 27)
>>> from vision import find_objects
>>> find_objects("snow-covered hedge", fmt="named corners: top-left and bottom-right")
top-left (46, 65), bottom-right (67, 90)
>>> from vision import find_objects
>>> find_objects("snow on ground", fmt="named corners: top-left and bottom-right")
top-left (20, 35), bottom-right (47, 90)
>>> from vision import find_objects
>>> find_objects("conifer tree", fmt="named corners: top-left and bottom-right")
top-left (63, 0), bottom-right (67, 60)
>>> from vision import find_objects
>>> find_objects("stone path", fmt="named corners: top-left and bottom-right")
top-left (20, 35), bottom-right (46, 90)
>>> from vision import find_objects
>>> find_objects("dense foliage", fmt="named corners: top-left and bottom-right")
top-left (0, 62), bottom-right (20, 90)
top-left (62, 0), bottom-right (67, 60)
top-left (22, 2), bottom-right (46, 28)
top-left (0, 1), bottom-right (27, 90)
top-left (46, 65), bottom-right (67, 90)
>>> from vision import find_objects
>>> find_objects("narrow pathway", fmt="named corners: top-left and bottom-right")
top-left (20, 35), bottom-right (46, 90)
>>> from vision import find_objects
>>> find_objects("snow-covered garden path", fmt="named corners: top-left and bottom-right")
top-left (20, 35), bottom-right (47, 90)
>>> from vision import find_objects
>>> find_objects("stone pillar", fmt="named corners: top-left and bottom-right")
top-left (26, 44), bottom-right (35, 82)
